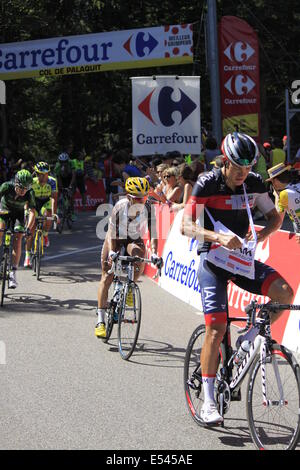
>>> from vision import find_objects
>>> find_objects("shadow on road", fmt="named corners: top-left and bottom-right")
top-left (103, 336), bottom-right (187, 369)
top-left (0, 292), bottom-right (96, 316)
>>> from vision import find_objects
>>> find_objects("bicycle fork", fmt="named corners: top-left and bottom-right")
top-left (260, 339), bottom-right (287, 408)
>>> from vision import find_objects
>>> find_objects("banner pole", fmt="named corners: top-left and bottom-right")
top-left (285, 88), bottom-right (291, 164)
top-left (207, 0), bottom-right (222, 145)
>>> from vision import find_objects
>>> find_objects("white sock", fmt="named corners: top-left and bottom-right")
top-left (97, 308), bottom-right (106, 324)
top-left (202, 376), bottom-right (216, 405)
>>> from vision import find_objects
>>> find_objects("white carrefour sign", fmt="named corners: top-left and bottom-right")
top-left (159, 210), bottom-right (202, 310)
top-left (132, 75), bottom-right (201, 156)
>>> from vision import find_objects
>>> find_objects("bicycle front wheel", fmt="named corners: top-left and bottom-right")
top-left (101, 303), bottom-right (115, 344)
top-left (36, 234), bottom-right (42, 281)
top-left (247, 343), bottom-right (300, 450)
top-left (118, 283), bottom-right (141, 360)
top-left (183, 324), bottom-right (206, 426)
top-left (0, 254), bottom-right (8, 307)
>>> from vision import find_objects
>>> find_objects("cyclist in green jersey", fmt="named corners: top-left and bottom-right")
top-left (0, 170), bottom-right (35, 288)
top-left (24, 162), bottom-right (58, 268)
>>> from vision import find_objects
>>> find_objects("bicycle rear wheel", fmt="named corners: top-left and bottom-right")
top-left (118, 283), bottom-right (141, 360)
top-left (0, 254), bottom-right (8, 307)
top-left (247, 343), bottom-right (300, 450)
top-left (183, 324), bottom-right (206, 425)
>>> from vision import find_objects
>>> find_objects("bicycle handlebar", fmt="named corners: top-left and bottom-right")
top-left (237, 300), bottom-right (300, 334)
top-left (107, 253), bottom-right (163, 280)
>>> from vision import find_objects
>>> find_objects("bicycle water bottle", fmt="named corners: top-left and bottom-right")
top-left (234, 340), bottom-right (251, 366)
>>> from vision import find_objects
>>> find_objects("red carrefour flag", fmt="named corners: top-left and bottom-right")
top-left (218, 16), bottom-right (261, 141)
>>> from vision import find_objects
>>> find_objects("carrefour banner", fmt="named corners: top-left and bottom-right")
top-left (0, 24), bottom-right (193, 80)
top-left (218, 16), bottom-right (261, 141)
top-left (132, 75), bottom-right (201, 156)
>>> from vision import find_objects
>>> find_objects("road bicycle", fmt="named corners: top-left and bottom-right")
top-left (31, 215), bottom-right (56, 281)
top-left (184, 300), bottom-right (300, 450)
top-left (0, 211), bottom-right (25, 307)
top-left (56, 188), bottom-right (73, 234)
top-left (102, 253), bottom-right (162, 360)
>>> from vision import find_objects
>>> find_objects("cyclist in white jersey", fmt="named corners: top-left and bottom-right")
top-left (95, 177), bottom-right (161, 338)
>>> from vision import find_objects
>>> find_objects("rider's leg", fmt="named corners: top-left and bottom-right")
top-left (95, 237), bottom-right (115, 337)
top-left (0, 220), bottom-right (5, 246)
top-left (265, 277), bottom-right (294, 322)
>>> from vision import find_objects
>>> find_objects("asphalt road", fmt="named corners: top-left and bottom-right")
top-left (0, 211), bottom-right (294, 451)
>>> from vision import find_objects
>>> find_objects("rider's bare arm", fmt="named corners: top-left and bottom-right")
top-left (181, 206), bottom-right (243, 250)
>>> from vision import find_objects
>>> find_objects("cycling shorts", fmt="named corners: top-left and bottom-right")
top-left (0, 211), bottom-right (25, 232)
top-left (197, 253), bottom-right (283, 326)
top-left (101, 235), bottom-right (145, 274)
top-left (74, 175), bottom-right (86, 194)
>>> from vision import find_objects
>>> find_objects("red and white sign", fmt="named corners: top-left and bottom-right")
top-left (218, 16), bottom-right (261, 140)
top-left (144, 207), bottom-right (300, 352)
top-left (74, 179), bottom-right (106, 211)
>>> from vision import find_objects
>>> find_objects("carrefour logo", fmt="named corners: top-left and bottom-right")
top-left (138, 86), bottom-right (197, 127)
top-left (123, 32), bottom-right (159, 57)
top-left (225, 75), bottom-right (255, 96)
top-left (224, 42), bottom-right (255, 63)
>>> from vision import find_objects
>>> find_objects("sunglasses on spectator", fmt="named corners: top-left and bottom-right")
top-left (164, 175), bottom-right (173, 179)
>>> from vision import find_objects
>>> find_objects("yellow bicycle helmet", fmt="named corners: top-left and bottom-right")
top-left (34, 161), bottom-right (50, 174)
top-left (125, 177), bottom-right (149, 197)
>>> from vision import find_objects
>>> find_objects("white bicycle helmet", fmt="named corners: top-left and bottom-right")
top-left (58, 152), bottom-right (69, 162)
top-left (221, 132), bottom-right (258, 167)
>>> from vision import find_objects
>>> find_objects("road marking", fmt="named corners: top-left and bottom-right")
top-left (44, 245), bottom-right (101, 261)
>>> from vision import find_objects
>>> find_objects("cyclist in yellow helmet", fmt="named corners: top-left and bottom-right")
top-left (24, 162), bottom-right (58, 268)
top-left (95, 177), bottom-right (161, 338)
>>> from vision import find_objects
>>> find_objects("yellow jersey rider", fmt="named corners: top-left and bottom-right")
top-left (24, 162), bottom-right (58, 268)
top-left (266, 162), bottom-right (300, 244)
top-left (95, 176), bottom-right (162, 338)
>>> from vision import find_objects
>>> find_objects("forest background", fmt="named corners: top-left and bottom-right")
top-left (1, 0), bottom-right (300, 161)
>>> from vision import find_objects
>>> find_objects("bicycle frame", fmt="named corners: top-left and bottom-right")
top-left (218, 302), bottom-right (300, 409)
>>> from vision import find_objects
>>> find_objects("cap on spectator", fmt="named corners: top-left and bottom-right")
top-left (266, 163), bottom-right (291, 181)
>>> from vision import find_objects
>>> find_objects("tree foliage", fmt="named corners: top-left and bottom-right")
top-left (1, 0), bottom-right (300, 160)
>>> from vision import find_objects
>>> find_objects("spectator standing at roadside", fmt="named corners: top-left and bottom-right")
top-left (263, 142), bottom-right (272, 168)
top-left (266, 163), bottom-right (300, 244)
top-left (253, 144), bottom-right (268, 183)
top-left (170, 164), bottom-right (194, 212)
top-left (72, 150), bottom-right (87, 208)
top-left (203, 136), bottom-right (221, 171)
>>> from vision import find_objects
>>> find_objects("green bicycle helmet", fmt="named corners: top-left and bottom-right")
top-left (34, 161), bottom-right (50, 174)
top-left (15, 169), bottom-right (33, 189)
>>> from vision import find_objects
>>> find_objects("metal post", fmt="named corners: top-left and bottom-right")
top-left (207, 0), bottom-right (222, 145)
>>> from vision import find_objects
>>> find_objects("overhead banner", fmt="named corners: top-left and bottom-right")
top-left (132, 75), bottom-right (201, 156)
top-left (0, 24), bottom-right (193, 80)
top-left (218, 16), bottom-right (261, 141)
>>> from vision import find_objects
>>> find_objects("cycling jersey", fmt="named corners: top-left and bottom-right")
top-left (185, 168), bottom-right (274, 252)
top-left (109, 198), bottom-right (155, 240)
top-left (71, 159), bottom-right (84, 175)
top-left (277, 182), bottom-right (300, 233)
top-left (54, 161), bottom-right (73, 179)
top-left (0, 181), bottom-right (36, 230)
top-left (184, 168), bottom-right (283, 326)
top-left (32, 176), bottom-right (57, 213)
top-left (0, 181), bottom-right (36, 212)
